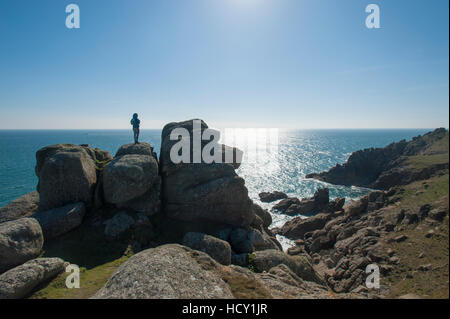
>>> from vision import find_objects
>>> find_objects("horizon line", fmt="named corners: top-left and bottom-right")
top-left (0, 127), bottom-right (445, 131)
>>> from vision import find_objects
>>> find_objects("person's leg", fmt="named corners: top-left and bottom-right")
top-left (133, 128), bottom-right (138, 144)
top-left (136, 128), bottom-right (140, 144)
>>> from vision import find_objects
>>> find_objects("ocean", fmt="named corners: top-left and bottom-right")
top-left (0, 128), bottom-right (430, 247)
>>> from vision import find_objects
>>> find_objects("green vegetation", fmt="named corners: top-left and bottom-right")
top-left (383, 170), bottom-right (449, 298)
top-left (220, 271), bottom-right (272, 299)
top-left (30, 221), bottom-right (134, 299)
top-left (29, 256), bottom-right (129, 299)
top-left (408, 154), bottom-right (449, 170)
top-left (384, 213), bottom-right (449, 299)
top-left (391, 174), bottom-right (449, 210)
top-left (248, 253), bottom-right (256, 272)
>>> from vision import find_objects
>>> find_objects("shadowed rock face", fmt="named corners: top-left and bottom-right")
top-left (103, 155), bottom-right (159, 204)
top-left (183, 232), bottom-right (232, 265)
top-left (35, 144), bottom-right (97, 211)
top-left (0, 218), bottom-right (44, 274)
top-left (31, 202), bottom-right (86, 240)
top-left (306, 128), bottom-right (449, 189)
top-left (160, 119), bottom-right (254, 228)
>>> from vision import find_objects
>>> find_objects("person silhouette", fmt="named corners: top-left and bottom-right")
top-left (131, 113), bottom-right (141, 144)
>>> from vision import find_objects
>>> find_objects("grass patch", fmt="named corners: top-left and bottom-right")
top-left (221, 272), bottom-right (272, 299)
top-left (29, 256), bottom-right (129, 299)
top-left (383, 216), bottom-right (449, 299)
top-left (248, 253), bottom-right (256, 272)
top-left (391, 173), bottom-right (449, 210)
top-left (382, 169), bottom-right (449, 299)
top-left (407, 154), bottom-right (449, 170)
top-left (30, 220), bottom-right (134, 299)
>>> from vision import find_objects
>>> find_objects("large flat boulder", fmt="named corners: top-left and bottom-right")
top-left (0, 218), bottom-right (44, 273)
top-left (115, 142), bottom-right (158, 160)
top-left (35, 144), bottom-right (97, 211)
top-left (92, 244), bottom-right (234, 299)
top-left (0, 258), bottom-right (65, 299)
top-left (0, 192), bottom-right (39, 223)
top-left (160, 119), bottom-right (254, 227)
top-left (280, 213), bottom-right (331, 240)
top-left (31, 202), bottom-right (86, 239)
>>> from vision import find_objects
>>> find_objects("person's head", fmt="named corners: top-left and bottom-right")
top-left (133, 113), bottom-right (138, 119)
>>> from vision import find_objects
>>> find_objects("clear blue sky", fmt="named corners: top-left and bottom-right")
top-left (0, 0), bottom-right (448, 129)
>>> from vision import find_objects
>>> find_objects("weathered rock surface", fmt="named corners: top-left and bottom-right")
top-left (279, 213), bottom-right (331, 240)
top-left (103, 154), bottom-right (159, 205)
top-left (115, 142), bottom-right (158, 160)
top-left (160, 119), bottom-right (253, 227)
top-left (259, 191), bottom-right (288, 203)
top-left (0, 258), bottom-right (65, 299)
top-left (35, 144), bottom-right (97, 211)
top-left (31, 202), bottom-right (86, 239)
top-left (92, 244), bottom-right (234, 299)
top-left (252, 249), bottom-right (324, 285)
top-left (0, 192), bottom-right (39, 223)
top-left (182, 232), bottom-right (232, 265)
top-left (277, 185), bottom-right (449, 294)
top-left (0, 218), bottom-right (44, 273)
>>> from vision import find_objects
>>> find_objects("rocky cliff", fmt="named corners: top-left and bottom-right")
top-left (0, 124), bottom-right (448, 299)
top-left (306, 128), bottom-right (449, 190)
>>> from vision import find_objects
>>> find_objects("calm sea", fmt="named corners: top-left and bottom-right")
top-left (0, 128), bottom-right (430, 247)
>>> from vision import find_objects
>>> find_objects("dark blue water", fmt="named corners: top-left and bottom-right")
top-left (0, 129), bottom-right (430, 223)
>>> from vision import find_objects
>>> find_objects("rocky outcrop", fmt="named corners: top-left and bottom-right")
top-left (252, 249), bottom-right (324, 285)
top-left (182, 232), bottom-right (232, 265)
top-left (278, 213), bottom-right (333, 240)
top-left (31, 202), bottom-right (86, 239)
top-left (0, 192), bottom-right (39, 223)
top-left (306, 128), bottom-right (449, 189)
top-left (160, 120), bottom-right (253, 228)
top-left (92, 244), bottom-right (346, 299)
top-left (103, 154), bottom-right (161, 216)
top-left (92, 244), bottom-right (234, 299)
top-left (0, 258), bottom-right (65, 299)
top-left (259, 191), bottom-right (288, 203)
top-left (0, 218), bottom-right (44, 273)
top-left (272, 188), bottom-right (343, 216)
top-left (279, 187), bottom-right (449, 294)
top-left (35, 144), bottom-right (98, 211)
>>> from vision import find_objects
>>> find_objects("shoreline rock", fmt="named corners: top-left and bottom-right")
top-left (259, 191), bottom-right (288, 203)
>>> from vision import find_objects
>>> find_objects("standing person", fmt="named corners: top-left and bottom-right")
top-left (131, 113), bottom-right (141, 144)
